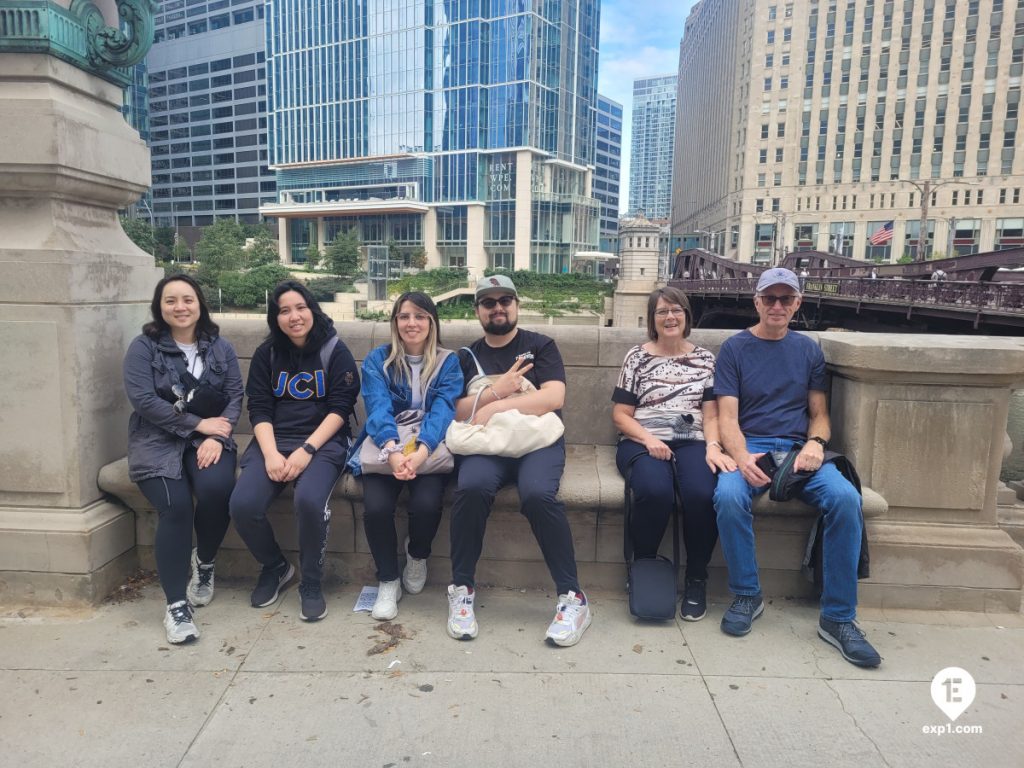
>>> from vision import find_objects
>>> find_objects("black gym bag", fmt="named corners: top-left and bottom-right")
top-left (623, 454), bottom-right (682, 621)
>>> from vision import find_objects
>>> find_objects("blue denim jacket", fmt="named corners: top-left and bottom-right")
top-left (347, 344), bottom-right (463, 475)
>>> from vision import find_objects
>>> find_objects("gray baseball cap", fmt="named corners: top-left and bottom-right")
top-left (756, 267), bottom-right (801, 294)
top-left (475, 274), bottom-right (519, 301)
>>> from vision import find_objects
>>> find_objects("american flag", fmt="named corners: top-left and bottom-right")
top-left (869, 221), bottom-right (895, 245)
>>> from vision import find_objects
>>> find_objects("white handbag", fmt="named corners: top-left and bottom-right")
top-left (444, 347), bottom-right (564, 458)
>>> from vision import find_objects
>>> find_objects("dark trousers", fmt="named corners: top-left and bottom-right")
top-left (136, 446), bottom-right (236, 604)
top-left (229, 440), bottom-right (344, 586)
top-left (361, 472), bottom-right (447, 582)
top-left (616, 439), bottom-right (719, 580)
top-left (450, 440), bottom-right (579, 595)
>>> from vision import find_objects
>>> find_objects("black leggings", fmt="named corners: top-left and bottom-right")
top-left (361, 472), bottom-right (447, 582)
top-left (616, 439), bottom-right (718, 579)
top-left (136, 447), bottom-right (236, 604)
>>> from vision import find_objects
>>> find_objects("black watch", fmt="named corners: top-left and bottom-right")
top-left (808, 436), bottom-right (828, 449)
top-left (301, 442), bottom-right (317, 456)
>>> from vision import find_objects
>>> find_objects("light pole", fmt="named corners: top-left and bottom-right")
top-left (137, 196), bottom-right (155, 257)
top-left (897, 179), bottom-right (973, 261)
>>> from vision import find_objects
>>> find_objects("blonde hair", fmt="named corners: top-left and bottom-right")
top-left (383, 292), bottom-right (442, 391)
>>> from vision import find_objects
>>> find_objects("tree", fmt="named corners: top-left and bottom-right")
top-left (325, 228), bottom-right (361, 278)
top-left (194, 219), bottom-right (246, 277)
top-left (154, 226), bottom-right (176, 261)
top-left (172, 237), bottom-right (192, 263)
top-left (304, 242), bottom-right (322, 271)
top-left (247, 228), bottom-right (279, 267)
top-left (408, 248), bottom-right (428, 270)
top-left (120, 216), bottom-right (154, 255)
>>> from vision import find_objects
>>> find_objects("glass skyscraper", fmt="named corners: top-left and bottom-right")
top-left (595, 94), bottom-right (623, 253)
top-left (629, 74), bottom-right (677, 221)
top-left (263, 0), bottom-right (601, 273)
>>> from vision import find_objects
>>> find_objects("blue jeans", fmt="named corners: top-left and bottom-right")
top-left (713, 437), bottom-right (862, 622)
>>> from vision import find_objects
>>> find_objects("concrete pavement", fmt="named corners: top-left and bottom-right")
top-left (2, 580), bottom-right (1022, 768)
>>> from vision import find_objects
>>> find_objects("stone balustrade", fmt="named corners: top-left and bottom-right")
top-left (89, 321), bottom-right (1024, 613)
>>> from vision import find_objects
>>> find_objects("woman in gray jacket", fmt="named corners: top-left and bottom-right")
top-left (123, 274), bottom-right (243, 645)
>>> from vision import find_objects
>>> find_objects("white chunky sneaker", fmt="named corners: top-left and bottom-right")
top-left (446, 584), bottom-right (478, 640)
top-left (186, 548), bottom-right (215, 607)
top-left (402, 537), bottom-right (428, 595)
top-left (164, 600), bottom-right (199, 644)
top-left (544, 591), bottom-right (592, 647)
top-left (371, 579), bottom-right (402, 621)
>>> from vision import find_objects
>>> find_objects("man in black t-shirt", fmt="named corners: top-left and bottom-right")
top-left (445, 275), bottom-right (591, 647)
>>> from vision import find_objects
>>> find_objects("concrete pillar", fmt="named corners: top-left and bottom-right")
top-left (422, 209), bottom-right (439, 267)
top-left (822, 335), bottom-right (1024, 610)
top-left (514, 150), bottom-right (534, 271)
top-left (278, 217), bottom-right (291, 263)
top-left (0, 54), bottom-right (162, 603)
top-left (466, 203), bottom-right (487, 280)
top-left (316, 217), bottom-right (326, 254)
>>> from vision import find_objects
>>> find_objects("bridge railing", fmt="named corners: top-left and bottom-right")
top-left (674, 277), bottom-right (1024, 315)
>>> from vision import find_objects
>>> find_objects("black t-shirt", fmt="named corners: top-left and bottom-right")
top-left (457, 329), bottom-right (566, 396)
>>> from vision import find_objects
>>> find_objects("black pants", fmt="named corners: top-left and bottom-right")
top-left (450, 440), bottom-right (580, 596)
top-left (361, 472), bottom-right (447, 582)
top-left (136, 446), bottom-right (236, 604)
top-left (616, 439), bottom-right (719, 580)
top-left (229, 440), bottom-right (344, 587)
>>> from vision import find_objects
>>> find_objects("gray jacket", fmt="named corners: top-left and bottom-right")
top-left (123, 332), bottom-right (244, 482)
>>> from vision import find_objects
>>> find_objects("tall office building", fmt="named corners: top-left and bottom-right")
top-left (672, 0), bottom-right (1024, 264)
top-left (629, 74), bottom-right (677, 220)
top-left (262, 0), bottom-right (601, 273)
top-left (146, 1), bottom-right (276, 228)
top-left (595, 94), bottom-right (624, 252)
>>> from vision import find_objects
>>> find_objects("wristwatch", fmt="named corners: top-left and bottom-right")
top-left (808, 436), bottom-right (828, 449)
top-left (301, 442), bottom-right (317, 456)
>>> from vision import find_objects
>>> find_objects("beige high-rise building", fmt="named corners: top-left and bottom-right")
top-left (672, 0), bottom-right (1024, 264)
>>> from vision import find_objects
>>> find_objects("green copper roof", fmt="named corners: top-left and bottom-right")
top-left (0, 0), bottom-right (156, 86)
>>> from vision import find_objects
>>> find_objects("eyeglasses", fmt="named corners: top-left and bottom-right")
top-left (477, 295), bottom-right (516, 309)
top-left (396, 313), bottom-right (431, 323)
top-left (654, 308), bottom-right (688, 318)
top-left (757, 294), bottom-right (799, 307)
top-left (171, 383), bottom-right (189, 414)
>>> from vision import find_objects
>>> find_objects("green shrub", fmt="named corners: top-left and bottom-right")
top-left (306, 276), bottom-right (357, 302)
top-left (389, 268), bottom-right (469, 297)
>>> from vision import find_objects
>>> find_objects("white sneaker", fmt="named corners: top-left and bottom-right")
top-left (371, 579), bottom-right (402, 620)
top-left (164, 600), bottom-right (199, 644)
top-left (402, 537), bottom-right (428, 595)
top-left (446, 584), bottom-right (478, 640)
top-left (186, 548), bottom-right (215, 607)
top-left (544, 591), bottom-right (592, 647)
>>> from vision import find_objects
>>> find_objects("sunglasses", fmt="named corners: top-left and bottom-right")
top-left (171, 383), bottom-right (192, 414)
top-left (477, 295), bottom-right (516, 309)
top-left (757, 294), bottom-right (799, 307)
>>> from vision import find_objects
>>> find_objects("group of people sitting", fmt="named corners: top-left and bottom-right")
top-left (124, 267), bottom-right (880, 669)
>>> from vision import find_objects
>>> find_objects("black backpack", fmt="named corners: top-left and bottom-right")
top-left (623, 454), bottom-right (682, 621)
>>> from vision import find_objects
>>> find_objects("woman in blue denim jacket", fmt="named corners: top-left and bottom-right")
top-left (123, 274), bottom-right (243, 645)
top-left (348, 291), bottom-right (463, 620)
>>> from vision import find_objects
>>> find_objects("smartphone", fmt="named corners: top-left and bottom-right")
top-left (754, 452), bottom-right (777, 477)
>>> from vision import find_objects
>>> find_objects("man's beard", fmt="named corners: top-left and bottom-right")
top-left (482, 315), bottom-right (517, 336)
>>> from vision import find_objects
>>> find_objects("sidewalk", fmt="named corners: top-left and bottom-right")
top-left (2, 581), bottom-right (1021, 768)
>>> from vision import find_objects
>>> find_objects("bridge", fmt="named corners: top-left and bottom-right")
top-left (670, 248), bottom-right (1024, 333)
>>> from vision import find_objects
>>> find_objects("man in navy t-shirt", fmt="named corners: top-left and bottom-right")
top-left (713, 267), bottom-right (880, 668)
top-left (445, 275), bottom-right (591, 648)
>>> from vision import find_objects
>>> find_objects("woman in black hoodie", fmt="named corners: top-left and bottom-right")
top-left (229, 280), bottom-right (359, 622)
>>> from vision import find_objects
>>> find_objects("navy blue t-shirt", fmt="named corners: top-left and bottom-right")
top-left (713, 330), bottom-right (826, 441)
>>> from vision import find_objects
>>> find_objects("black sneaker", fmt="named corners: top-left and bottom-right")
top-left (680, 578), bottom-right (707, 621)
top-left (250, 559), bottom-right (295, 608)
top-left (299, 582), bottom-right (327, 622)
top-left (818, 617), bottom-right (882, 668)
top-left (720, 594), bottom-right (764, 636)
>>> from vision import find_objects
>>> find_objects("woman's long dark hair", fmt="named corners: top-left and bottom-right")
top-left (143, 273), bottom-right (219, 340)
top-left (265, 279), bottom-right (335, 355)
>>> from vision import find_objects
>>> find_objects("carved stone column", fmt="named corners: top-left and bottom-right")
top-left (0, 0), bottom-right (160, 603)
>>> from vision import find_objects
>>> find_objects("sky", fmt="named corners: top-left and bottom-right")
top-left (596, 0), bottom-right (701, 213)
